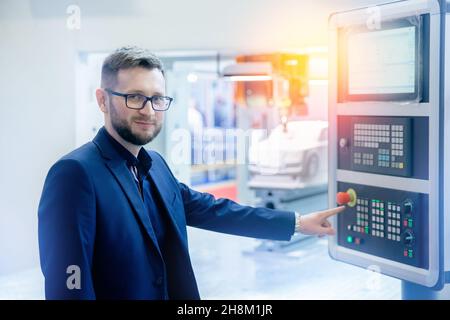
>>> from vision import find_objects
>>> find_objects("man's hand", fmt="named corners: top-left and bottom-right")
top-left (297, 206), bottom-right (346, 237)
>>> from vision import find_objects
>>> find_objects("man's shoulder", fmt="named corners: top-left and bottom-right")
top-left (51, 141), bottom-right (101, 174)
top-left (61, 141), bottom-right (100, 162)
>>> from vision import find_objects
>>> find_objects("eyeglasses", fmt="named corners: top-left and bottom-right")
top-left (104, 88), bottom-right (173, 111)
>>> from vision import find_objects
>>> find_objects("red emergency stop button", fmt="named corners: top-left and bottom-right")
top-left (336, 188), bottom-right (357, 207)
top-left (337, 192), bottom-right (351, 205)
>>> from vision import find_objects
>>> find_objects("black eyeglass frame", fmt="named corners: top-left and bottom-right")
top-left (104, 88), bottom-right (173, 111)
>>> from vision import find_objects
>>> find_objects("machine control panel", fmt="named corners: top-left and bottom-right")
top-left (337, 116), bottom-right (429, 179)
top-left (350, 117), bottom-right (412, 176)
top-left (329, 3), bottom-right (443, 288)
top-left (337, 182), bottom-right (428, 268)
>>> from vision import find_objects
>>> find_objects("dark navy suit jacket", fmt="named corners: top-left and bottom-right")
top-left (38, 128), bottom-right (295, 299)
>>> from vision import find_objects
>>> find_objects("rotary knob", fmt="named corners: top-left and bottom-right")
top-left (403, 200), bottom-right (413, 214)
top-left (403, 231), bottom-right (415, 246)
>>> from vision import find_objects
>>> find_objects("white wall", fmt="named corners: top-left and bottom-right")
top-left (0, 0), bottom-right (381, 275)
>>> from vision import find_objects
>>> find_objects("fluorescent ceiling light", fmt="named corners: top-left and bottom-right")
top-left (224, 75), bottom-right (272, 82)
top-left (222, 62), bottom-right (272, 82)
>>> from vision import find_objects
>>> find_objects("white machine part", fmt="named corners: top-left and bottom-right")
top-left (248, 120), bottom-right (328, 190)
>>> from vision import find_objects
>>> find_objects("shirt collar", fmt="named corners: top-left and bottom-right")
top-left (102, 127), bottom-right (152, 177)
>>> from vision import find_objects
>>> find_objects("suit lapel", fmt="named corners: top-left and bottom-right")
top-left (93, 128), bottom-right (162, 256)
top-left (107, 159), bottom-right (162, 256)
top-left (149, 164), bottom-right (188, 250)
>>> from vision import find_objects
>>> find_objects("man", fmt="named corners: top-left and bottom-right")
top-left (38, 46), bottom-right (345, 300)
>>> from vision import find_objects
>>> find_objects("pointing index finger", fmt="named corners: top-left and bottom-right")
top-left (319, 205), bottom-right (346, 219)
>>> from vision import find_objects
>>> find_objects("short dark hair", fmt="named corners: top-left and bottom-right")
top-left (101, 46), bottom-right (164, 88)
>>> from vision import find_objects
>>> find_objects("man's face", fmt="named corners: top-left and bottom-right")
top-left (105, 67), bottom-right (165, 146)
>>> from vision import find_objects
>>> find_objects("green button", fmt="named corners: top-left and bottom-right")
top-left (408, 219), bottom-right (413, 228)
top-left (347, 236), bottom-right (353, 243)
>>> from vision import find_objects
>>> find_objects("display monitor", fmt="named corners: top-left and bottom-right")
top-left (339, 17), bottom-right (423, 102)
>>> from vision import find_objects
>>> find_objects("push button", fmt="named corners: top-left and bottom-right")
top-left (336, 188), bottom-right (357, 207)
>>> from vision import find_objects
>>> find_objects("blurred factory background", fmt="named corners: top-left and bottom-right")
top-left (0, 0), bottom-right (401, 299)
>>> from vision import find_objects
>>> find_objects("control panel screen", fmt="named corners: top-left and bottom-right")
top-left (348, 27), bottom-right (416, 95)
top-left (338, 17), bottom-right (422, 101)
top-left (337, 182), bottom-right (428, 268)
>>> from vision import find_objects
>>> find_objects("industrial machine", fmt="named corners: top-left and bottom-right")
top-left (248, 120), bottom-right (328, 209)
top-left (328, 0), bottom-right (450, 298)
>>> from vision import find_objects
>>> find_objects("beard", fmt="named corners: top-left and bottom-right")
top-left (109, 100), bottom-right (162, 146)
